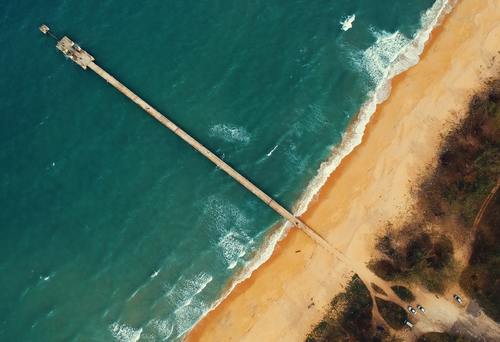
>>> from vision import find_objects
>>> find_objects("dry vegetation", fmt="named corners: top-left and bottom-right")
top-left (417, 332), bottom-right (474, 342)
top-left (307, 78), bottom-right (500, 340)
top-left (390, 285), bottom-right (415, 302)
top-left (306, 275), bottom-right (399, 342)
top-left (421, 77), bottom-right (500, 320)
top-left (459, 192), bottom-right (500, 321)
top-left (368, 224), bottom-right (455, 293)
top-left (375, 298), bottom-right (407, 330)
top-left (370, 77), bottom-right (500, 314)
top-left (419, 79), bottom-right (500, 227)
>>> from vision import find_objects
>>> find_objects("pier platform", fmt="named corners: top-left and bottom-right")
top-left (56, 36), bottom-right (94, 69)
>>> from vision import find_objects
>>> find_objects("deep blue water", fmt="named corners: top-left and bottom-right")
top-left (0, 0), bottom-right (439, 340)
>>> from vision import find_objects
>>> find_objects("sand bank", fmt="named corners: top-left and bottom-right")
top-left (187, 0), bottom-right (500, 340)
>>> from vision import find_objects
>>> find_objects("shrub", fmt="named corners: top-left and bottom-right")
top-left (460, 194), bottom-right (500, 322)
top-left (306, 275), bottom-right (373, 341)
top-left (417, 332), bottom-right (473, 342)
top-left (428, 236), bottom-right (453, 270)
top-left (376, 233), bottom-right (398, 259)
top-left (419, 79), bottom-right (500, 226)
top-left (369, 259), bottom-right (401, 281)
top-left (391, 285), bottom-right (415, 302)
top-left (418, 78), bottom-right (500, 317)
top-left (375, 298), bottom-right (407, 330)
top-left (372, 283), bottom-right (387, 296)
top-left (370, 230), bottom-right (454, 292)
top-left (404, 233), bottom-right (432, 269)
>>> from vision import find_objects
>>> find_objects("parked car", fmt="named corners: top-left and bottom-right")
top-left (408, 305), bottom-right (417, 314)
top-left (404, 319), bottom-right (414, 328)
top-left (453, 294), bottom-right (463, 304)
top-left (416, 304), bottom-right (425, 313)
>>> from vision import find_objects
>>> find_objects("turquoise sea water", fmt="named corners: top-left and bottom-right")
top-left (1, 0), bottom-right (445, 340)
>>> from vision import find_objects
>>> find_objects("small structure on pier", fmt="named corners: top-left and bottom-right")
top-left (39, 24), bottom-right (58, 40)
top-left (39, 24), bottom-right (50, 34)
top-left (56, 36), bottom-right (94, 69)
top-left (39, 23), bottom-right (93, 69)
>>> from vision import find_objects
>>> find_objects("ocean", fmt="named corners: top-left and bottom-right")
top-left (0, 0), bottom-right (449, 340)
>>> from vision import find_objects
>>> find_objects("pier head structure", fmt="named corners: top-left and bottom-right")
top-left (39, 25), bottom-right (335, 253)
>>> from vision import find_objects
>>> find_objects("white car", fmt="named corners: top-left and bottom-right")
top-left (453, 294), bottom-right (463, 304)
top-left (404, 319), bottom-right (414, 328)
top-left (416, 304), bottom-right (425, 313)
top-left (408, 305), bottom-right (417, 314)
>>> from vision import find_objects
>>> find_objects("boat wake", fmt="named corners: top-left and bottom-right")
top-left (266, 144), bottom-right (279, 157)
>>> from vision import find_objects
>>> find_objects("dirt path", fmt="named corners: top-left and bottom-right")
top-left (299, 215), bottom-right (500, 341)
top-left (472, 178), bottom-right (500, 231)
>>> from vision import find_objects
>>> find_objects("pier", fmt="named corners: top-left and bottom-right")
top-left (40, 25), bottom-right (333, 252)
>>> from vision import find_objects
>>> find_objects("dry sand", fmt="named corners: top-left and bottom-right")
top-left (187, 0), bottom-right (500, 340)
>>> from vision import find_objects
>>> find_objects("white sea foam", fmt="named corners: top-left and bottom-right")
top-left (178, 222), bottom-right (290, 339)
top-left (109, 322), bottom-right (143, 342)
top-left (150, 319), bottom-right (173, 340)
top-left (340, 14), bottom-right (356, 32)
top-left (165, 273), bottom-right (213, 312)
top-left (203, 195), bottom-right (250, 232)
top-left (218, 230), bottom-right (249, 269)
top-left (209, 124), bottom-right (251, 144)
top-left (158, 272), bottom-right (214, 339)
top-left (173, 299), bottom-right (210, 338)
top-left (180, 0), bottom-right (454, 338)
top-left (202, 196), bottom-right (254, 269)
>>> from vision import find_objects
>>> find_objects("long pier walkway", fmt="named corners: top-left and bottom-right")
top-left (40, 26), bottom-right (334, 252)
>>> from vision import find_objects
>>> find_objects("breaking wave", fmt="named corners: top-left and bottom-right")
top-left (158, 272), bottom-right (214, 339)
top-left (165, 273), bottom-right (213, 311)
top-left (218, 230), bottom-right (249, 270)
top-left (109, 322), bottom-right (143, 342)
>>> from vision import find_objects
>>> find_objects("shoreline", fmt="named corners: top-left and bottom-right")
top-left (181, 1), bottom-right (452, 336)
top-left (187, 0), bottom-right (500, 340)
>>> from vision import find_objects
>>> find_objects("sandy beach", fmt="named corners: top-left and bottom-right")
top-left (187, 0), bottom-right (500, 340)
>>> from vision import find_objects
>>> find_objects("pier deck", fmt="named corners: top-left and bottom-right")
top-left (56, 36), bottom-right (94, 69)
top-left (41, 28), bottom-right (334, 252)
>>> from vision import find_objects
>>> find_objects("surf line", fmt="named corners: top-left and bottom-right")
top-left (39, 25), bottom-right (339, 255)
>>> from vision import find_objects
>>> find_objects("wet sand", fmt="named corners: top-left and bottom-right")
top-left (187, 0), bottom-right (500, 340)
